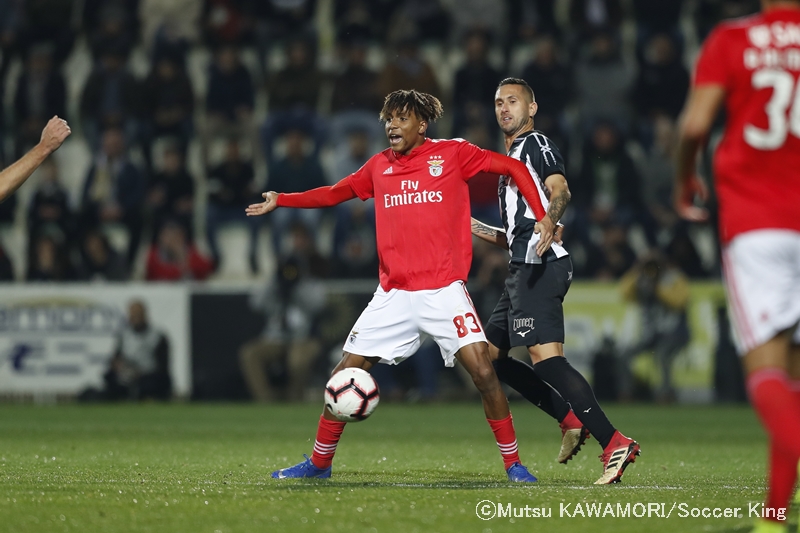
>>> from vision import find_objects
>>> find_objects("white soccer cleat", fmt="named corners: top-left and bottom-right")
top-left (557, 426), bottom-right (590, 464)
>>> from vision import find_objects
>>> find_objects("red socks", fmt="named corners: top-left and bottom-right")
top-left (765, 440), bottom-right (796, 521)
top-left (310, 414), bottom-right (523, 471)
top-left (559, 410), bottom-right (583, 431)
top-left (310, 415), bottom-right (346, 469)
top-left (747, 369), bottom-right (800, 522)
top-left (487, 414), bottom-right (521, 469)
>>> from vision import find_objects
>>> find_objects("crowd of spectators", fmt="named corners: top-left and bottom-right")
top-left (0, 0), bottom-right (762, 285)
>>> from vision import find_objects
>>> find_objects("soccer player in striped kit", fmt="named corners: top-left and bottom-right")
top-left (471, 78), bottom-right (640, 484)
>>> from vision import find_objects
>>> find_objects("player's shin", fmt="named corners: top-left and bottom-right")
top-left (765, 440), bottom-right (797, 523)
top-left (747, 368), bottom-right (800, 458)
top-left (311, 413), bottom-right (347, 469)
top-left (533, 356), bottom-right (616, 448)
top-left (487, 413), bottom-right (521, 469)
top-left (492, 356), bottom-right (571, 422)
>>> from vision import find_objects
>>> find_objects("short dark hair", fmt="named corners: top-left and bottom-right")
top-left (497, 77), bottom-right (535, 103)
top-left (379, 89), bottom-right (444, 123)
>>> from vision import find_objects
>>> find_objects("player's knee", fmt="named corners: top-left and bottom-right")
top-left (470, 363), bottom-right (500, 392)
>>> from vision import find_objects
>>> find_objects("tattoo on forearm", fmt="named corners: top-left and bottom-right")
top-left (471, 220), bottom-right (499, 238)
top-left (547, 190), bottom-right (570, 223)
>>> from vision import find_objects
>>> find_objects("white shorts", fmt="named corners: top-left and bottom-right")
top-left (342, 280), bottom-right (487, 367)
top-left (722, 229), bottom-right (800, 355)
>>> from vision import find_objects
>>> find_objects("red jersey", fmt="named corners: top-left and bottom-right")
top-left (694, 7), bottom-right (800, 243)
top-left (347, 138), bottom-right (493, 291)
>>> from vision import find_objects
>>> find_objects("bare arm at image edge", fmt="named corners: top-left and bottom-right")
top-left (0, 116), bottom-right (71, 202)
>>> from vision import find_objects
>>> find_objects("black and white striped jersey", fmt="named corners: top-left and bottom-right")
top-left (499, 130), bottom-right (569, 264)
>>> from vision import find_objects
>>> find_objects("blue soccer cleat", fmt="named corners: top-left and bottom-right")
top-left (506, 462), bottom-right (538, 482)
top-left (271, 454), bottom-right (331, 479)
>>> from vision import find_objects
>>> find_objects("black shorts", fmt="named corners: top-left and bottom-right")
top-left (485, 255), bottom-right (572, 349)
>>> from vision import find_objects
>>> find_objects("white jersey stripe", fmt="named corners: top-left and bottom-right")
top-left (502, 136), bottom-right (568, 264)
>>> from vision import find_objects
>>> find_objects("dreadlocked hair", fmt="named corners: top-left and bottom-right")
top-left (379, 90), bottom-right (444, 123)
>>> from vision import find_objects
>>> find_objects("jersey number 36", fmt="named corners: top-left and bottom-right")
top-left (745, 68), bottom-right (800, 150)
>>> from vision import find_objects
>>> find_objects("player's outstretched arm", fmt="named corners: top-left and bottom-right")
top-left (674, 85), bottom-right (724, 222)
top-left (471, 218), bottom-right (508, 249)
top-left (0, 116), bottom-right (71, 202)
top-left (245, 177), bottom-right (359, 216)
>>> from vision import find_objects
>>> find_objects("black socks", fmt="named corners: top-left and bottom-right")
top-left (493, 357), bottom-right (571, 422)
top-left (533, 356), bottom-right (616, 448)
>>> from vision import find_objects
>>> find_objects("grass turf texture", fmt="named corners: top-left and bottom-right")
top-left (0, 403), bottom-right (782, 533)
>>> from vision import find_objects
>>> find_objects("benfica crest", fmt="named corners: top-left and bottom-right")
top-left (427, 159), bottom-right (444, 177)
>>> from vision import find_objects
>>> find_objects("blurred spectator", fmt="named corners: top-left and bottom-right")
top-left (522, 35), bottom-right (574, 129)
top-left (468, 238), bottom-right (508, 320)
top-left (331, 129), bottom-right (371, 181)
top-left (632, 0), bottom-right (685, 60)
top-left (574, 32), bottom-right (633, 130)
top-left (203, 0), bottom-right (253, 47)
top-left (633, 0), bottom-right (684, 36)
top-left (452, 29), bottom-right (501, 137)
top-left (140, 55), bottom-right (195, 167)
top-left (449, 1), bottom-right (507, 45)
top-left (27, 159), bottom-right (74, 247)
top-left (267, 129), bottom-right (327, 255)
top-left (331, 202), bottom-right (377, 278)
top-left (76, 229), bottom-right (129, 281)
top-left (146, 143), bottom-right (195, 237)
top-left (387, 0), bottom-right (450, 44)
top-left (79, 47), bottom-right (140, 150)
top-left (205, 45), bottom-right (254, 150)
top-left (571, 122), bottom-right (642, 230)
top-left (138, 0), bottom-right (202, 61)
top-left (19, 0), bottom-right (76, 65)
top-left (568, 0), bottom-right (623, 45)
top-left (328, 40), bottom-right (384, 148)
top-left (205, 139), bottom-right (260, 272)
top-left (666, 226), bottom-right (709, 279)
top-left (13, 45), bottom-right (66, 158)
top-left (83, 0), bottom-right (138, 37)
top-left (694, 0), bottom-right (760, 41)
top-left (96, 300), bottom-right (172, 401)
top-left (633, 34), bottom-right (689, 124)
top-left (464, 123), bottom-right (502, 226)
top-left (0, 0), bottom-right (24, 84)
top-left (333, 0), bottom-right (392, 43)
top-left (86, 2), bottom-right (136, 61)
top-left (618, 252), bottom-right (690, 403)
top-left (252, 0), bottom-right (317, 76)
top-left (378, 39), bottom-right (442, 101)
top-left (239, 222), bottom-right (328, 401)
top-left (262, 38), bottom-right (325, 162)
top-left (581, 223), bottom-right (637, 280)
top-left (26, 234), bottom-right (75, 281)
top-left (637, 116), bottom-right (679, 244)
top-left (146, 221), bottom-right (213, 281)
top-left (0, 243), bottom-right (14, 280)
top-left (507, 0), bottom-right (559, 43)
top-left (79, 128), bottom-right (145, 264)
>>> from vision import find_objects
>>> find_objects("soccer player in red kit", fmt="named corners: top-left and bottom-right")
top-left (675, 1), bottom-right (800, 531)
top-left (248, 90), bottom-right (557, 482)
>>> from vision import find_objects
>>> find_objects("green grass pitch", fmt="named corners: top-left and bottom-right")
top-left (0, 403), bottom-right (785, 533)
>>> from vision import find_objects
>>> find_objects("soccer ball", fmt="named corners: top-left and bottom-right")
top-left (324, 368), bottom-right (380, 422)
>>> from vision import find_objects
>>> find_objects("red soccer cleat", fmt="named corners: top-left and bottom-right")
top-left (594, 430), bottom-right (640, 484)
